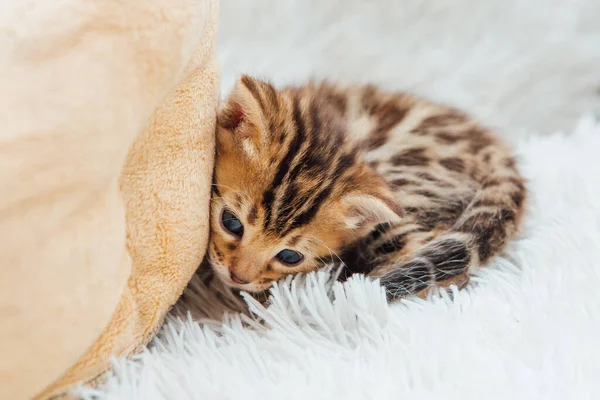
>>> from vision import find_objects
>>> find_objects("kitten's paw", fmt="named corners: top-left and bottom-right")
top-left (414, 273), bottom-right (470, 300)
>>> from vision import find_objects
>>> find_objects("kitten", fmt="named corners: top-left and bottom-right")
top-left (207, 75), bottom-right (526, 301)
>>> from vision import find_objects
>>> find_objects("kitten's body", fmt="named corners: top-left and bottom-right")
top-left (208, 76), bottom-right (526, 301)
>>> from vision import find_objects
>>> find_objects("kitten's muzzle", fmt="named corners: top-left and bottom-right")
top-left (230, 270), bottom-right (250, 285)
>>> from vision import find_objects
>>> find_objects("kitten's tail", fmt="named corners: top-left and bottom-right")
top-left (376, 158), bottom-right (527, 301)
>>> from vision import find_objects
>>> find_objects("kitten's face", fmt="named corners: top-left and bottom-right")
top-left (208, 76), bottom-right (401, 292)
top-left (208, 178), bottom-right (350, 292)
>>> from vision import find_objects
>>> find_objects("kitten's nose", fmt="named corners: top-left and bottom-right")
top-left (230, 270), bottom-right (250, 285)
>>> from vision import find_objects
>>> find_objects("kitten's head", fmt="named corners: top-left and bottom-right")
top-left (208, 75), bottom-right (401, 292)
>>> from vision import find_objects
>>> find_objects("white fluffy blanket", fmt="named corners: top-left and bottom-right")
top-left (80, 1), bottom-right (600, 398)
top-left (80, 116), bottom-right (600, 400)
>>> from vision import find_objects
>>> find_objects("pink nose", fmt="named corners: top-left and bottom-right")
top-left (230, 271), bottom-right (250, 285)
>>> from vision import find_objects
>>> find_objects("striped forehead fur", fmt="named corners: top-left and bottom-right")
top-left (231, 76), bottom-right (363, 237)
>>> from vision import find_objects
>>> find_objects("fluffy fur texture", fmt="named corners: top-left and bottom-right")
top-left (209, 77), bottom-right (525, 300)
top-left (79, 116), bottom-right (600, 399)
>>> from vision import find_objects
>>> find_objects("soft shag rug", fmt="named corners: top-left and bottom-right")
top-left (79, 1), bottom-right (600, 399)
top-left (79, 116), bottom-right (600, 400)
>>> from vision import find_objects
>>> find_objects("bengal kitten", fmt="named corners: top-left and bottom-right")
top-left (207, 75), bottom-right (526, 301)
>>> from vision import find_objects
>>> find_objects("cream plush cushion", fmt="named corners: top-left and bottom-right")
top-left (0, 0), bottom-right (219, 398)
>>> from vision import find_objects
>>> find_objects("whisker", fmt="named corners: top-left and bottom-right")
top-left (209, 194), bottom-right (246, 210)
top-left (303, 234), bottom-right (348, 281)
top-left (305, 234), bottom-right (344, 265)
top-left (211, 183), bottom-right (252, 203)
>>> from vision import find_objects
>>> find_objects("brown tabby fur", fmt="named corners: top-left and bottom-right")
top-left (207, 75), bottom-right (526, 301)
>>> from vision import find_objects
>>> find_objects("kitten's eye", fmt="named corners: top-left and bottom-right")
top-left (275, 249), bottom-right (303, 265)
top-left (221, 209), bottom-right (244, 237)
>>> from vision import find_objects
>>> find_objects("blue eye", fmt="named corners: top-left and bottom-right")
top-left (276, 249), bottom-right (303, 265)
top-left (221, 209), bottom-right (244, 237)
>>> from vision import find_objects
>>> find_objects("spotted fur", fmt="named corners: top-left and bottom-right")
top-left (207, 75), bottom-right (526, 301)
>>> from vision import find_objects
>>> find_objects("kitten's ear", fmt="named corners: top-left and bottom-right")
top-left (340, 193), bottom-right (403, 231)
top-left (217, 75), bottom-right (267, 154)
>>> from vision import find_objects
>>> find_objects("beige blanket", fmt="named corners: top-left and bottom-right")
top-left (0, 0), bottom-right (219, 398)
